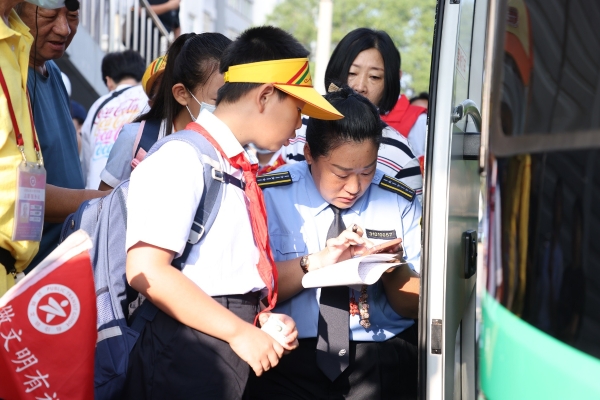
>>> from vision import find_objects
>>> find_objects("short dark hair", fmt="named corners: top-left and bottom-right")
top-left (216, 26), bottom-right (309, 105)
top-left (410, 92), bottom-right (429, 103)
top-left (70, 100), bottom-right (87, 124)
top-left (101, 50), bottom-right (146, 86)
top-left (136, 32), bottom-right (231, 136)
top-left (325, 28), bottom-right (400, 115)
top-left (306, 85), bottom-right (381, 159)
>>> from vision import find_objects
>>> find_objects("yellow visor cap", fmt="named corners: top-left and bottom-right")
top-left (223, 58), bottom-right (344, 120)
top-left (142, 56), bottom-right (167, 96)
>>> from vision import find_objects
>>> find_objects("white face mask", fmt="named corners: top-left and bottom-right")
top-left (200, 102), bottom-right (216, 114)
top-left (25, 0), bottom-right (68, 9)
top-left (185, 89), bottom-right (215, 122)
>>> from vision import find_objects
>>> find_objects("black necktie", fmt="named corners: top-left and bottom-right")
top-left (316, 205), bottom-right (350, 381)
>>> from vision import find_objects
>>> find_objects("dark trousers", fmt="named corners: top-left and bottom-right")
top-left (122, 293), bottom-right (260, 400)
top-left (245, 324), bottom-right (418, 400)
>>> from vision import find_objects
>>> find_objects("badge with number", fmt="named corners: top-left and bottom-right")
top-left (12, 161), bottom-right (46, 241)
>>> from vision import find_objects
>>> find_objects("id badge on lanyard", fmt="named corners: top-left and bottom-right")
top-left (0, 67), bottom-right (46, 241)
top-left (13, 161), bottom-right (46, 241)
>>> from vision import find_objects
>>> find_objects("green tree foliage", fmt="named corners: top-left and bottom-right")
top-left (265, 0), bottom-right (436, 94)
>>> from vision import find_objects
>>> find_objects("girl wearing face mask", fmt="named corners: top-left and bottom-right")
top-left (280, 28), bottom-right (424, 201)
top-left (98, 32), bottom-right (231, 190)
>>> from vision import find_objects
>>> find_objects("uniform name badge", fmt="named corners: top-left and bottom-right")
top-left (12, 161), bottom-right (46, 242)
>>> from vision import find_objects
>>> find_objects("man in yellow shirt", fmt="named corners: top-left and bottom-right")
top-left (0, 1), bottom-right (39, 295)
top-left (0, 0), bottom-right (94, 296)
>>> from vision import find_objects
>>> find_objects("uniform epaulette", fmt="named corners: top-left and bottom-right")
top-left (257, 171), bottom-right (293, 188)
top-left (378, 175), bottom-right (416, 202)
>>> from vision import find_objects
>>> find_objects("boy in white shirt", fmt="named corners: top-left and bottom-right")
top-left (122, 26), bottom-right (343, 399)
top-left (80, 50), bottom-right (148, 189)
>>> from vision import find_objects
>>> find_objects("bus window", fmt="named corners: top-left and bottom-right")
top-left (487, 149), bottom-right (598, 356)
top-left (501, 0), bottom-right (600, 138)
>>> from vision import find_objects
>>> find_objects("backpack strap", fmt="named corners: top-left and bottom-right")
top-left (91, 85), bottom-right (135, 127)
top-left (144, 129), bottom-right (244, 270)
top-left (131, 119), bottom-right (162, 170)
top-left (174, 158), bottom-right (223, 269)
top-left (135, 118), bottom-right (162, 157)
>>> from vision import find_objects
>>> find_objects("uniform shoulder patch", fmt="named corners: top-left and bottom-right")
top-left (257, 171), bottom-right (293, 189)
top-left (378, 175), bottom-right (416, 201)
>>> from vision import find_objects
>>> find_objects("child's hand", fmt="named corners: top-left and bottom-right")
top-left (228, 323), bottom-right (284, 376)
top-left (259, 313), bottom-right (299, 353)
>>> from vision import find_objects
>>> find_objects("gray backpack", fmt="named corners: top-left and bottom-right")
top-left (60, 129), bottom-right (245, 400)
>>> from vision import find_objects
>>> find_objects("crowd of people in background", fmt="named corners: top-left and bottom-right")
top-left (0, 0), bottom-right (428, 398)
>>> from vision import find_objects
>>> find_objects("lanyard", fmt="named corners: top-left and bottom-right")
top-left (0, 66), bottom-right (42, 164)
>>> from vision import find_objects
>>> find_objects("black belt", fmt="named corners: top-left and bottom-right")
top-left (0, 247), bottom-right (16, 275)
top-left (212, 292), bottom-right (261, 307)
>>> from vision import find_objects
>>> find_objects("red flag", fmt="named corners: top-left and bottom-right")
top-left (0, 231), bottom-right (96, 400)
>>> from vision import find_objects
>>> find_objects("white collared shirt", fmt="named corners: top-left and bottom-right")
top-left (125, 110), bottom-right (266, 296)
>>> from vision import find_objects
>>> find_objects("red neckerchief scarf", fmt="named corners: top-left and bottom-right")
top-left (257, 154), bottom-right (286, 176)
top-left (186, 122), bottom-right (278, 323)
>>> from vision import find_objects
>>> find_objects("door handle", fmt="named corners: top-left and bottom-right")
top-left (452, 99), bottom-right (482, 132)
top-left (452, 99), bottom-right (482, 160)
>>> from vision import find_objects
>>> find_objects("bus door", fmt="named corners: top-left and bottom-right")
top-left (419, 0), bottom-right (487, 398)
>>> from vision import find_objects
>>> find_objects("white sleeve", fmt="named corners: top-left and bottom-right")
top-left (407, 114), bottom-right (427, 159)
top-left (80, 98), bottom-right (103, 186)
top-left (126, 141), bottom-right (205, 257)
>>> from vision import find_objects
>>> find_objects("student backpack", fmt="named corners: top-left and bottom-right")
top-left (61, 118), bottom-right (163, 241)
top-left (60, 129), bottom-right (243, 400)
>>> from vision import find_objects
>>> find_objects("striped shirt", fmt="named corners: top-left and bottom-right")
top-left (280, 118), bottom-right (423, 200)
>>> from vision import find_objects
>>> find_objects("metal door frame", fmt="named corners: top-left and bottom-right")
top-left (419, 0), bottom-right (491, 398)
